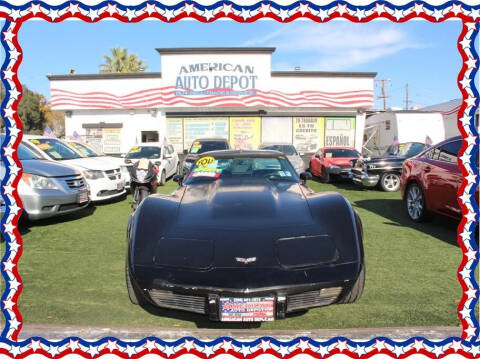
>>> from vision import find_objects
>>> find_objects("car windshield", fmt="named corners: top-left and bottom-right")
top-left (28, 138), bottom-right (81, 160)
top-left (324, 148), bottom-right (360, 158)
top-left (189, 140), bottom-right (228, 154)
top-left (68, 141), bottom-right (100, 157)
top-left (261, 145), bottom-right (297, 156)
top-left (185, 155), bottom-right (299, 184)
top-left (385, 143), bottom-right (426, 157)
top-left (0, 135), bottom-right (40, 160)
top-left (126, 146), bottom-right (160, 159)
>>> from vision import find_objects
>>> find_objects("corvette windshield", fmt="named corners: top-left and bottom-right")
top-left (28, 138), bottom-right (81, 160)
top-left (185, 156), bottom-right (299, 183)
top-left (189, 141), bottom-right (228, 154)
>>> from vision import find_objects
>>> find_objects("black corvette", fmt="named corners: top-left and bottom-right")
top-left (126, 150), bottom-right (365, 321)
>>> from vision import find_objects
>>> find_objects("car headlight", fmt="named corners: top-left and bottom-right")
top-left (83, 170), bottom-right (104, 180)
top-left (22, 173), bottom-right (59, 190)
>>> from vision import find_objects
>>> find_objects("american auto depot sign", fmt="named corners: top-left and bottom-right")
top-left (174, 62), bottom-right (259, 94)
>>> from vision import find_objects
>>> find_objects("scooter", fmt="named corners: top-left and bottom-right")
top-left (128, 158), bottom-right (158, 210)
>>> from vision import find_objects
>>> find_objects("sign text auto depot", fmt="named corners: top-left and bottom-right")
top-left (175, 63), bottom-right (258, 95)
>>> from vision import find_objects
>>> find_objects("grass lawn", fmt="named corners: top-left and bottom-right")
top-left (6, 178), bottom-right (463, 329)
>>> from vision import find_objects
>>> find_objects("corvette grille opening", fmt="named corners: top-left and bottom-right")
top-left (148, 290), bottom-right (207, 314)
top-left (286, 287), bottom-right (342, 312)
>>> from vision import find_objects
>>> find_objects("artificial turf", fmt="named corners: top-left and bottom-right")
top-left (7, 178), bottom-right (463, 329)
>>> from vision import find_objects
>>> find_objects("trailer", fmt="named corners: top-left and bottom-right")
top-left (362, 111), bottom-right (446, 156)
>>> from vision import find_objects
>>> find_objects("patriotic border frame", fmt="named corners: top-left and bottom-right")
top-left (0, 1), bottom-right (478, 357)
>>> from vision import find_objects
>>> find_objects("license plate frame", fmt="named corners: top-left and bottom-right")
top-left (220, 297), bottom-right (275, 322)
top-left (77, 192), bottom-right (89, 204)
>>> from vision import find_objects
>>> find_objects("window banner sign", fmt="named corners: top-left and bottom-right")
top-left (229, 117), bottom-right (261, 150)
top-left (166, 118), bottom-right (184, 153)
top-left (184, 117), bottom-right (229, 150)
top-left (261, 117), bottom-right (293, 144)
top-left (325, 117), bottom-right (356, 148)
top-left (102, 128), bottom-right (122, 154)
top-left (293, 117), bottom-right (325, 153)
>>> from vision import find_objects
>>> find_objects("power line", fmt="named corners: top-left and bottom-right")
top-left (375, 78), bottom-right (391, 110)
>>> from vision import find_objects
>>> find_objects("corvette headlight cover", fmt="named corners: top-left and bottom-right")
top-left (22, 173), bottom-right (59, 190)
top-left (83, 170), bottom-right (105, 180)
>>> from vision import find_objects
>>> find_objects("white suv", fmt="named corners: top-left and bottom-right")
top-left (23, 135), bottom-right (125, 202)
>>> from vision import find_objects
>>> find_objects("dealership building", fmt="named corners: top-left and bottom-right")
top-left (48, 47), bottom-right (376, 155)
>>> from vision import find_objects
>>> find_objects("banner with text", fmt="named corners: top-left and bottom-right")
top-left (293, 117), bottom-right (325, 153)
top-left (229, 117), bottom-right (261, 150)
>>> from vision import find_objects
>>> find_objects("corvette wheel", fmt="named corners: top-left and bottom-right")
top-left (339, 265), bottom-right (365, 304)
top-left (125, 260), bottom-right (147, 306)
top-left (406, 183), bottom-right (429, 222)
top-left (380, 172), bottom-right (400, 192)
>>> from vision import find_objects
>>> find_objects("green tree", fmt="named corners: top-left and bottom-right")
top-left (0, 83), bottom-right (47, 134)
top-left (99, 47), bottom-right (147, 73)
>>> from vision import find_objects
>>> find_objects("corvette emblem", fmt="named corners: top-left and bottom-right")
top-left (235, 257), bottom-right (257, 264)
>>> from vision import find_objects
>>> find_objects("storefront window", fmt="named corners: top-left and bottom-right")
top-left (142, 131), bottom-right (159, 143)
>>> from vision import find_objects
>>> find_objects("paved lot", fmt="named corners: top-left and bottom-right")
top-left (18, 324), bottom-right (461, 341)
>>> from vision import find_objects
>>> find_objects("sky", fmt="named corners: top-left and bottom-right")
top-left (9, 19), bottom-right (469, 109)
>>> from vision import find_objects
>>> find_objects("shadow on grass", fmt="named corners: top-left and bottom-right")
top-left (354, 198), bottom-right (459, 247)
top-left (137, 303), bottom-right (308, 329)
top-left (308, 175), bottom-right (365, 192)
top-left (18, 204), bottom-right (97, 235)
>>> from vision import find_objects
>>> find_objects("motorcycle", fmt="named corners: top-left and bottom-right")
top-left (128, 158), bottom-right (158, 210)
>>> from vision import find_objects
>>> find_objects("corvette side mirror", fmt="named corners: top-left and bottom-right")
top-left (173, 174), bottom-right (184, 185)
top-left (299, 172), bottom-right (312, 182)
top-left (315, 154), bottom-right (320, 159)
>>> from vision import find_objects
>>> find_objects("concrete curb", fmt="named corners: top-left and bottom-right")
top-left (18, 324), bottom-right (461, 341)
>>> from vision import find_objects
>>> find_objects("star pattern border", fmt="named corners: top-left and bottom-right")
top-left (0, 0), bottom-right (477, 355)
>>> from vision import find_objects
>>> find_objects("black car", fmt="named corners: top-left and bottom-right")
top-left (126, 150), bottom-right (365, 321)
top-left (182, 138), bottom-right (230, 174)
top-left (351, 142), bottom-right (427, 192)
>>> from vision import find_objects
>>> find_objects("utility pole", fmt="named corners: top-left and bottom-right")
top-left (375, 78), bottom-right (391, 110)
top-left (405, 84), bottom-right (409, 110)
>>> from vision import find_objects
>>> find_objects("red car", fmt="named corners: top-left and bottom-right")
top-left (401, 136), bottom-right (478, 222)
top-left (309, 147), bottom-right (361, 182)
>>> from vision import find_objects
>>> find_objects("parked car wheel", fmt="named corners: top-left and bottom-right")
top-left (125, 260), bottom-right (147, 306)
top-left (406, 182), bottom-right (430, 222)
top-left (159, 170), bottom-right (166, 186)
top-left (321, 166), bottom-right (330, 183)
top-left (380, 172), bottom-right (400, 192)
top-left (339, 265), bottom-right (365, 304)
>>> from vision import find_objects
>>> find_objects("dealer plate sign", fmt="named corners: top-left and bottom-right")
top-left (220, 297), bottom-right (275, 322)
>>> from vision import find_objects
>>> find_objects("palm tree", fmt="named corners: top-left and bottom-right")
top-left (99, 47), bottom-right (147, 73)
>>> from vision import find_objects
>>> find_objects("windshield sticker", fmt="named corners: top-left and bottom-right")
top-left (30, 139), bottom-right (40, 144)
top-left (49, 151), bottom-right (61, 159)
top-left (129, 146), bottom-right (141, 153)
top-left (325, 153), bottom-right (333, 158)
top-left (196, 156), bottom-right (215, 167)
top-left (38, 143), bottom-right (52, 151)
top-left (189, 170), bottom-right (221, 179)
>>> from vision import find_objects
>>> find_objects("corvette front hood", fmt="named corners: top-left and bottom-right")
top-left (177, 179), bottom-right (313, 228)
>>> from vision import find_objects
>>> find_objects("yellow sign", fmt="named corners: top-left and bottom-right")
top-left (229, 117), bottom-right (261, 150)
top-left (196, 156), bottom-right (215, 167)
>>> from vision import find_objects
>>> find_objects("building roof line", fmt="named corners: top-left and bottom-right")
top-left (155, 47), bottom-right (276, 54)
